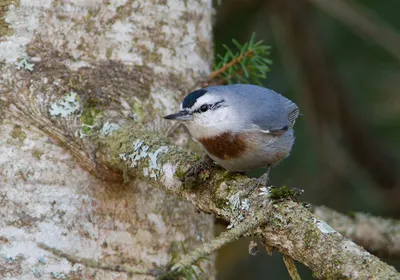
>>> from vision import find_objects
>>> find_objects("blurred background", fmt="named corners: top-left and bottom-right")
top-left (212, 0), bottom-right (400, 279)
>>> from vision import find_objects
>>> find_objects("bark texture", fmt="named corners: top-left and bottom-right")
top-left (0, 0), bottom-right (214, 279)
top-left (314, 206), bottom-right (400, 258)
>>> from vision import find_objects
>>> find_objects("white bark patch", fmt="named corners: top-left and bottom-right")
top-left (0, 3), bottom-right (41, 62)
top-left (151, 87), bottom-right (180, 113)
top-left (147, 213), bottom-right (167, 235)
top-left (160, 163), bottom-right (180, 190)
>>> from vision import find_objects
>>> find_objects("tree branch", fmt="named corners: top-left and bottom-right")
top-left (91, 126), bottom-right (399, 279)
top-left (314, 206), bottom-right (400, 258)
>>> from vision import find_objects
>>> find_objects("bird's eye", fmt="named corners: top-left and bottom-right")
top-left (200, 104), bottom-right (209, 112)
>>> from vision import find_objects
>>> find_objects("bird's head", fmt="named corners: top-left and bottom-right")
top-left (163, 88), bottom-right (236, 139)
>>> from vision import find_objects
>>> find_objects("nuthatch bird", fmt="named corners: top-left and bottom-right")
top-left (164, 84), bottom-right (299, 177)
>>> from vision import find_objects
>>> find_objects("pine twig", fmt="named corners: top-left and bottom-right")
top-left (202, 33), bottom-right (272, 87)
top-left (203, 49), bottom-right (255, 86)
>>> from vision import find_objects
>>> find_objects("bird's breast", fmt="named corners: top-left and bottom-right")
top-left (197, 129), bottom-right (294, 172)
top-left (198, 132), bottom-right (248, 160)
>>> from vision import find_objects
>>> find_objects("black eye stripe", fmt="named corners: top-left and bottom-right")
top-left (193, 99), bottom-right (226, 114)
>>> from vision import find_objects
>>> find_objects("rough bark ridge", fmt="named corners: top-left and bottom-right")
top-left (0, 0), bottom-right (214, 279)
top-left (314, 206), bottom-right (400, 258)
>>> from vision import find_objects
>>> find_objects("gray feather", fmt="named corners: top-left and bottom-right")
top-left (206, 84), bottom-right (299, 133)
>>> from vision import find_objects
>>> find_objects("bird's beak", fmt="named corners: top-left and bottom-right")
top-left (163, 110), bottom-right (193, 121)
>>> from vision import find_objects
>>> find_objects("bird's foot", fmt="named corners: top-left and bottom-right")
top-left (244, 166), bottom-right (271, 196)
top-left (179, 154), bottom-right (215, 182)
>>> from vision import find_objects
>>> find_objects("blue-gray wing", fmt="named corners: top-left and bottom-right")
top-left (206, 84), bottom-right (299, 133)
top-left (241, 86), bottom-right (299, 133)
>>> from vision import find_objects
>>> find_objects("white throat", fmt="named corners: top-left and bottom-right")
top-left (184, 106), bottom-right (238, 139)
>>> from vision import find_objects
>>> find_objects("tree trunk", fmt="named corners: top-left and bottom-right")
top-left (0, 0), bottom-right (214, 279)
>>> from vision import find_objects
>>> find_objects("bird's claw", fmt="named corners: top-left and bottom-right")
top-left (243, 166), bottom-right (271, 196)
top-left (179, 154), bottom-right (215, 182)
